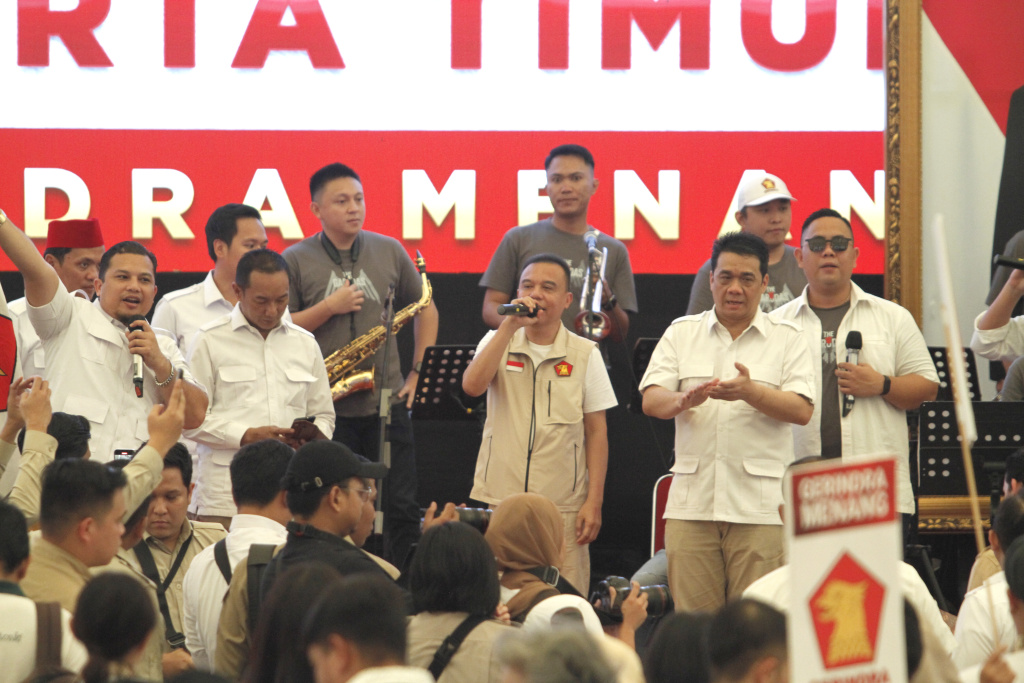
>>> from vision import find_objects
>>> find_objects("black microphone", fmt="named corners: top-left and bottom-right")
top-left (994, 255), bottom-right (1024, 271)
top-left (497, 303), bottom-right (538, 318)
top-left (127, 315), bottom-right (147, 398)
top-left (842, 331), bottom-right (862, 417)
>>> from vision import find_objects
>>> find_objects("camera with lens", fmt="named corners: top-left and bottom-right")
top-left (419, 506), bottom-right (493, 534)
top-left (590, 575), bottom-right (673, 619)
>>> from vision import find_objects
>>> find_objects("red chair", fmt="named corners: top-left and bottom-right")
top-left (651, 473), bottom-right (673, 556)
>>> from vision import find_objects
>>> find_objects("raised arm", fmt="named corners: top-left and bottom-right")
top-left (0, 212), bottom-right (60, 306)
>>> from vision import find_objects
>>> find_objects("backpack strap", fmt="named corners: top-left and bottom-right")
top-left (34, 602), bottom-right (63, 669)
top-left (133, 531), bottom-right (194, 649)
top-left (246, 544), bottom-right (278, 632)
top-left (427, 614), bottom-right (488, 681)
top-left (213, 539), bottom-right (232, 584)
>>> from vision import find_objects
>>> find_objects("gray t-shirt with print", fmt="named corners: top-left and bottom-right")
top-left (810, 301), bottom-right (851, 459)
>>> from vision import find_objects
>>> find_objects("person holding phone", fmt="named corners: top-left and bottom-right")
top-left (185, 249), bottom-right (334, 527)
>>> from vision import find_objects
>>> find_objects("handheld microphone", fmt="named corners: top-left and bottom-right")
top-left (128, 315), bottom-right (147, 398)
top-left (584, 230), bottom-right (599, 251)
top-left (497, 303), bottom-right (538, 318)
top-left (842, 331), bottom-right (862, 417)
top-left (993, 255), bottom-right (1024, 271)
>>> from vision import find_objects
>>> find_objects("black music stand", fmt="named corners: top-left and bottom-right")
top-left (628, 338), bottom-right (660, 414)
top-left (928, 346), bottom-right (981, 402)
top-left (411, 345), bottom-right (484, 423)
top-left (918, 401), bottom-right (1024, 507)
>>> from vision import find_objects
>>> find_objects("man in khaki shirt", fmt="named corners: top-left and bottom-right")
top-left (21, 380), bottom-right (187, 609)
top-left (126, 444), bottom-right (225, 663)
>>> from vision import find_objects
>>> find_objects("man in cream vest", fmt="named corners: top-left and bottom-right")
top-left (463, 253), bottom-right (616, 594)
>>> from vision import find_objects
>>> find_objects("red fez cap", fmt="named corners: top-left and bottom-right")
top-left (46, 218), bottom-right (105, 249)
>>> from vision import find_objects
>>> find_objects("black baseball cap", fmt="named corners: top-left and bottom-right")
top-left (281, 441), bottom-right (388, 492)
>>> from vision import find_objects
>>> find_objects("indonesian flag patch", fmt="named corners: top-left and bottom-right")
top-left (506, 359), bottom-right (524, 373)
top-left (554, 361), bottom-right (573, 377)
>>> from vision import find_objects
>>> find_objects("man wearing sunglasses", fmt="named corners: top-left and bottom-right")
top-left (772, 208), bottom-right (938, 521)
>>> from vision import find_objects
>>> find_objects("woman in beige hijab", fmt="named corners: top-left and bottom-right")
top-left (486, 493), bottom-right (572, 622)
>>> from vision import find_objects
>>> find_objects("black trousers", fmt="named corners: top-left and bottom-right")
top-left (333, 407), bottom-right (421, 569)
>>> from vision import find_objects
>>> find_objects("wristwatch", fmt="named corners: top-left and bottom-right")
top-left (881, 376), bottom-right (892, 396)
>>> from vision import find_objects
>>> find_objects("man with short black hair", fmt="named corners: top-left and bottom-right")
top-left (480, 144), bottom-right (636, 341)
top-left (687, 173), bottom-right (805, 315)
top-left (127, 443), bottom-right (226, 654)
top-left (214, 440), bottom-right (392, 679)
top-left (153, 203), bottom-right (269, 352)
top-left (772, 208), bottom-right (938, 515)
top-left (8, 217), bottom-right (105, 379)
top-left (186, 248), bottom-right (334, 526)
top-left (641, 232), bottom-right (815, 612)
top-left (464, 252), bottom-right (616, 594)
top-left (182, 439), bottom-right (293, 670)
top-left (284, 163), bottom-right (438, 568)
top-left (0, 500), bottom-right (89, 680)
top-left (0, 211), bottom-right (208, 461)
top-left (20, 458), bottom-right (128, 610)
top-left (706, 599), bottom-right (788, 683)
top-left (303, 573), bottom-right (429, 683)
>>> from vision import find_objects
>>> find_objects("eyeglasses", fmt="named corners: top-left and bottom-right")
top-left (346, 485), bottom-right (373, 502)
top-left (804, 236), bottom-right (852, 253)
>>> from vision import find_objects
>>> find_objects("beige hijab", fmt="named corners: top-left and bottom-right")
top-left (486, 493), bottom-right (565, 620)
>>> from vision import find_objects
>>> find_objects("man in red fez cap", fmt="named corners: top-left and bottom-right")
top-left (9, 218), bottom-right (106, 379)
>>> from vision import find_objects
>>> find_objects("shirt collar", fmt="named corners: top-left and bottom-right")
top-left (0, 580), bottom-right (25, 597)
top-left (229, 514), bottom-right (287, 534)
top-left (706, 307), bottom-right (768, 338)
top-left (93, 296), bottom-right (127, 331)
top-left (202, 270), bottom-right (229, 308)
top-left (144, 518), bottom-right (194, 555)
top-left (229, 303), bottom-right (284, 336)
top-left (793, 281), bottom-right (867, 314)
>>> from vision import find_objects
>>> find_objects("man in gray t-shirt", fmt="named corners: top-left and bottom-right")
top-left (686, 173), bottom-right (806, 316)
top-left (479, 145), bottom-right (637, 342)
top-left (282, 162), bottom-right (439, 569)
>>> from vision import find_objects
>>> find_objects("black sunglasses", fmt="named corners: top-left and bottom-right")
top-left (804, 236), bottom-right (852, 253)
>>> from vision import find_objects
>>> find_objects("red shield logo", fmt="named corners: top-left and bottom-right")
top-left (809, 552), bottom-right (885, 669)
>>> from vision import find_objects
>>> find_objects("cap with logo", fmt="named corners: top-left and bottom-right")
top-left (736, 174), bottom-right (796, 211)
top-left (281, 440), bottom-right (388, 493)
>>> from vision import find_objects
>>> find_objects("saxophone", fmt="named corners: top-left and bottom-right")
top-left (324, 251), bottom-right (432, 402)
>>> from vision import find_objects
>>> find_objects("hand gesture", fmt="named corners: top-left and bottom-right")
top-left (325, 280), bottom-right (365, 316)
top-left (21, 377), bottom-right (52, 433)
top-left (147, 379), bottom-right (186, 456)
top-left (576, 498), bottom-right (602, 545)
top-left (3, 377), bottom-right (31, 438)
top-left (980, 645), bottom-right (1015, 683)
top-left (836, 361), bottom-right (885, 398)
top-left (708, 363), bottom-right (756, 402)
top-left (422, 501), bottom-right (460, 532)
top-left (617, 581), bottom-right (650, 632)
top-left (677, 379), bottom-right (719, 412)
top-left (241, 425), bottom-right (295, 446)
top-left (126, 319), bottom-right (170, 373)
top-left (398, 371), bottom-right (419, 410)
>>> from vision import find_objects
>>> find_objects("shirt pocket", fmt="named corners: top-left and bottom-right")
top-left (544, 378), bottom-right (583, 425)
top-left (284, 366), bottom-right (319, 410)
top-left (668, 457), bottom-right (700, 508)
top-left (860, 335), bottom-right (895, 376)
top-left (63, 393), bottom-right (109, 426)
top-left (740, 458), bottom-right (786, 512)
top-left (676, 362), bottom-right (715, 394)
top-left (217, 365), bottom-right (259, 406)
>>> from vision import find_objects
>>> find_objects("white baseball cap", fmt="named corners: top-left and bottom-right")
top-left (737, 173), bottom-right (796, 211)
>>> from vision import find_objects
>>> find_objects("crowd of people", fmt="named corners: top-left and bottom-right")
top-left (2, 142), bottom-right (1024, 682)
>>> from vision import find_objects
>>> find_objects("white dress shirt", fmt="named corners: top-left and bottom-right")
top-left (953, 570), bottom-right (1016, 670)
top-left (152, 271), bottom-right (234, 352)
top-left (771, 283), bottom-right (939, 514)
top-left (26, 283), bottom-right (201, 462)
top-left (181, 514), bottom-right (288, 671)
top-left (970, 311), bottom-right (1024, 363)
top-left (10, 290), bottom-right (89, 380)
top-left (185, 305), bottom-right (335, 516)
top-left (639, 308), bottom-right (815, 525)
top-left (743, 561), bottom-right (957, 656)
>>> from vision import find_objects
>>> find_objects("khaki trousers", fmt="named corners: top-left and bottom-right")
top-left (665, 519), bottom-right (783, 613)
top-left (560, 510), bottom-right (591, 596)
